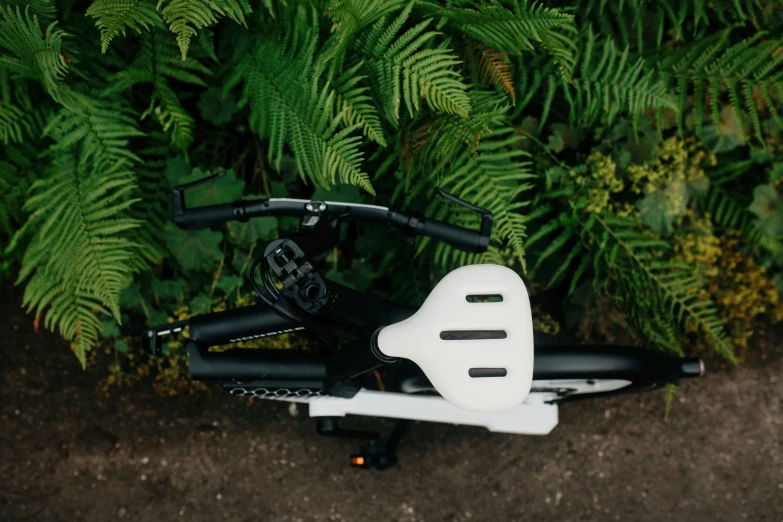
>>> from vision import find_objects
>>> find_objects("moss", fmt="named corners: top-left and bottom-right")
top-left (675, 228), bottom-right (782, 349)
top-left (532, 305), bottom-right (561, 335)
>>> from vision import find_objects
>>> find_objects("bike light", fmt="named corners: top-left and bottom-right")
top-left (376, 264), bottom-right (534, 413)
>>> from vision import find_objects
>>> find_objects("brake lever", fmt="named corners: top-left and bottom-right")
top-left (171, 170), bottom-right (227, 217)
top-left (435, 188), bottom-right (493, 241)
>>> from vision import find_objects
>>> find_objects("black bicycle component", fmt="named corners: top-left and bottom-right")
top-left (530, 346), bottom-right (703, 383)
top-left (142, 304), bottom-right (298, 355)
top-left (187, 341), bottom-right (327, 385)
top-left (316, 417), bottom-right (410, 471)
top-left (144, 174), bottom-right (707, 472)
top-left (171, 170), bottom-right (242, 230)
top-left (143, 318), bottom-right (189, 355)
top-left (316, 417), bottom-right (380, 441)
top-left (435, 188), bottom-right (492, 251)
top-left (170, 174), bottom-right (493, 253)
top-left (264, 239), bottom-right (330, 313)
top-left (350, 420), bottom-right (409, 471)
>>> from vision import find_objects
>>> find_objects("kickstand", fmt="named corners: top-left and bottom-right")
top-left (315, 417), bottom-right (411, 470)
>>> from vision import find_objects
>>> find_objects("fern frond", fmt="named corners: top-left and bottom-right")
top-left (439, 0), bottom-right (577, 79)
top-left (526, 201), bottom-right (733, 359)
top-left (0, 99), bottom-right (30, 144)
top-left (463, 39), bottom-right (516, 103)
top-left (22, 268), bottom-right (107, 368)
top-left (664, 383), bottom-right (678, 420)
top-left (0, 5), bottom-right (69, 104)
top-left (423, 127), bottom-right (535, 271)
top-left (585, 212), bottom-right (735, 361)
top-left (130, 138), bottom-right (169, 262)
top-left (326, 0), bottom-right (406, 42)
top-left (572, 0), bottom-right (767, 52)
top-left (334, 61), bottom-right (386, 145)
top-left (18, 152), bottom-right (142, 326)
top-left (104, 31), bottom-right (210, 149)
top-left (0, 138), bottom-right (43, 239)
top-left (158, 0), bottom-right (252, 59)
top-left (659, 29), bottom-right (783, 144)
top-left (86, 0), bottom-right (163, 53)
top-left (521, 29), bottom-right (677, 130)
top-left (702, 184), bottom-right (781, 255)
top-left (44, 98), bottom-right (145, 169)
top-left (355, 2), bottom-right (471, 126)
top-left (1, 0), bottom-right (56, 20)
top-left (404, 91), bottom-right (509, 178)
top-left (225, 5), bottom-right (374, 194)
top-left (145, 81), bottom-right (195, 150)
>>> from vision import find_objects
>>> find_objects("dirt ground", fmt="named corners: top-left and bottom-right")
top-left (1, 289), bottom-right (781, 522)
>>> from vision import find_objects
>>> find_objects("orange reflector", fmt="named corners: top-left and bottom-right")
top-left (352, 457), bottom-right (365, 466)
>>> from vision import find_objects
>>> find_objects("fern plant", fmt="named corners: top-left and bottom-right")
top-left (658, 28), bottom-right (783, 144)
top-left (2, 0), bottom-right (782, 369)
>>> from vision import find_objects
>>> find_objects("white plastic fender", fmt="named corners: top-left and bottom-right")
top-left (307, 389), bottom-right (558, 435)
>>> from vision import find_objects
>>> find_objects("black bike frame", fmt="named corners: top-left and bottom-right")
top-left (143, 174), bottom-right (702, 402)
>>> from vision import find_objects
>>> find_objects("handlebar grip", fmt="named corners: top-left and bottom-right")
top-left (420, 218), bottom-right (489, 253)
top-left (173, 202), bottom-right (237, 230)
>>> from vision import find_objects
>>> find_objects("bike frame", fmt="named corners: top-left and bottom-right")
top-left (143, 174), bottom-right (703, 460)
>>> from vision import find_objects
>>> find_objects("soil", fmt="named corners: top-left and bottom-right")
top-left (1, 287), bottom-right (781, 522)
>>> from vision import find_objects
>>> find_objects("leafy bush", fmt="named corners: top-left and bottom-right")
top-left (2, 0), bottom-right (783, 370)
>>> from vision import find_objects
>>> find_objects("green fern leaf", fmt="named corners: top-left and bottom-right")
top-left (86, 0), bottom-right (163, 53)
top-left (0, 5), bottom-right (70, 104)
top-left (424, 127), bottom-right (535, 271)
top-left (0, 99), bottom-right (30, 144)
top-left (334, 61), bottom-right (386, 146)
top-left (225, 5), bottom-right (374, 194)
top-left (44, 99), bottom-right (145, 169)
top-left (586, 212), bottom-right (735, 361)
top-left (522, 29), bottom-right (676, 130)
top-left (104, 31), bottom-right (210, 149)
top-left (659, 29), bottom-right (783, 145)
top-left (355, 2), bottom-right (471, 126)
top-left (22, 269), bottom-right (107, 369)
top-left (18, 152), bottom-right (142, 324)
top-left (404, 91), bottom-right (509, 180)
top-left (439, 0), bottom-right (576, 80)
top-left (326, 0), bottom-right (406, 41)
top-left (158, 0), bottom-right (252, 59)
top-left (1, 0), bottom-right (56, 19)
top-left (703, 183), bottom-right (781, 255)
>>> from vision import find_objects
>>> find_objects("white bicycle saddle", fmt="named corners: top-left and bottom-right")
top-left (377, 264), bottom-right (534, 413)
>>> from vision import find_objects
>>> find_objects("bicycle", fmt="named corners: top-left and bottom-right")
top-left (143, 171), bottom-right (703, 470)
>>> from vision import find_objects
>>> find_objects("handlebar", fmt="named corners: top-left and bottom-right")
top-left (171, 172), bottom-right (493, 253)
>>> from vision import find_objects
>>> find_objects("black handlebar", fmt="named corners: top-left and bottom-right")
top-left (171, 172), bottom-right (493, 253)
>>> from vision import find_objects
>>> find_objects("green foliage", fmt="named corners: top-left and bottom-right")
top-left (659, 28), bottom-right (783, 144)
top-left (352, 1), bottom-right (471, 126)
top-left (159, 0), bottom-right (251, 59)
top-left (518, 28), bottom-right (677, 131)
top-left (86, 0), bottom-right (162, 53)
top-left (17, 151), bottom-right (143, 366)
top-left (0, 5), bottom-right (69, 104)
top-left (438, 0), bottom-right (578, 79)
top-left (225, 5), bottom-right (375, 194)
top-left (415, 127), bottom-right (534, 270)
top-left (104, 31), bottom-right (211, 149)
top-left (2, 0), bottom-right (783, 370)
